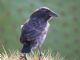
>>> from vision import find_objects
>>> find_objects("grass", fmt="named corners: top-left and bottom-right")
top-left (0, 45), bottom-right (64, 60)
top-left (0, 50), bottom-right (64, 60)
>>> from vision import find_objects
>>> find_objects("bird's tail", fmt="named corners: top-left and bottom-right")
top-left (21, 44), bottom-right (31, 53)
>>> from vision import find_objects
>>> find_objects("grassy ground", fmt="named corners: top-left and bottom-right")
top-left (0, 51), bottom-right (63, 60)
top-left (0, 0), bottom-right (80, 60)
top-left (0, 45), bottom-right (64, 60)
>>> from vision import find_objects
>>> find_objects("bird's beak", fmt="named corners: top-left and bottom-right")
top-left (49, 11), bottom-right (58, 17)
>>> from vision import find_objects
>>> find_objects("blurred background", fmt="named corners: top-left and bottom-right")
top-left (0, 0), bottom-right (80, 60)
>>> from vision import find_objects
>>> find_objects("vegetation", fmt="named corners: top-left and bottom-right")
top-left (0, 0), bottom-right (80, 60)
top-left (0, 51), bottom-right (63, 60)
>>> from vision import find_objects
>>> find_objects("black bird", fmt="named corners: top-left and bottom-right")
top-left (20, 7), bottom-right (58, 60)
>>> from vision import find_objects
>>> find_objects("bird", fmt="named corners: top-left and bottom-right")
top-left (20, 7), bottom-right (58, 60)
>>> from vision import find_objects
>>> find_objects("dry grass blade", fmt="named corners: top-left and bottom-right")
top-left (0, 50), bottom-right (64, 60)
top-left (0, 47), bottom-right (64, 60)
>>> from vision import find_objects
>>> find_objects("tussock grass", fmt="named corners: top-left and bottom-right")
top-left (0, 45), bottom-right (64, 60)
top-left (0, 50), bottom-right (64, 60)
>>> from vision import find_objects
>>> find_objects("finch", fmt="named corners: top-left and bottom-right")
top-left (20, 7), bottom-right (58, 60)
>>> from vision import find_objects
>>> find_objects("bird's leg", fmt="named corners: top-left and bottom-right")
top-left (28, 49), bottom-right (34, 57)
top-left (31, 49), bottom-right (34, 57)
top-left (20, 53), bottom-right (27, 60)
top-left (38, 45), bottom-right (43, 60)
top-left (23, 53), bottom-right (27, 60)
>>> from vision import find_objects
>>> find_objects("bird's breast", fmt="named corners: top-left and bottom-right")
top-left (37, 22), bottom-right (50, 45)
top-left (20, 21), bottom-right (50, 48)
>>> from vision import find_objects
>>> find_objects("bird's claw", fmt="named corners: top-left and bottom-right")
top-left (20, 53), bottom-right (27, 60)
top-left (20, 56), bottom-right (27, 60)
top-left (39, 52), bottom-right (44, 60)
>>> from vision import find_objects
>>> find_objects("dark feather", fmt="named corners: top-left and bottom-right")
top-left (20, 7), bottom-right (58, 53)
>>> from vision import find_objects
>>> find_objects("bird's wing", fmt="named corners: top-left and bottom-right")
top-left (20, 19), bottom-right (29, 29)
top-left (20, 24), bottom-right (41, 43)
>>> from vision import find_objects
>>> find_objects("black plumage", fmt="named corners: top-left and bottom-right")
top-left (20, 7), bottom-right (58, 60)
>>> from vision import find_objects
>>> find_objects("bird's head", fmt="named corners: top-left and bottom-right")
top-left (30, 7), bottom-right (58, 21)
